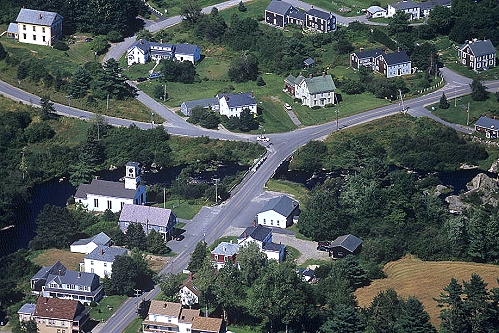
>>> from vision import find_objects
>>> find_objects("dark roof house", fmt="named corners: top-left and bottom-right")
top-left (329, 234), bottom-right (362, 259)
top-left (119, 204), bottom-right (177, 240)
top-left (256, 195), bottom-right (300, 228)
top-left (475, 116), bottom-right (499, 138)
top-left (458, 39), bottom-right (497, 71)
top-left (180, 97), bottom-right (220, 116)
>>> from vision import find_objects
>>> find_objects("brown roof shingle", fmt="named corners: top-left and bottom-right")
top-left (148, 300), bottom-right (182, 317)
top-left (34, 297), bottom-right (82, 320)
top-left (179, 308), bottom-right (200, 323)
top-left (192, 316), bottom-right (223, 333)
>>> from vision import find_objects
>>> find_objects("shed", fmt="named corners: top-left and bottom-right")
top-left (303, 57), bottom-right (314, 68)
top-left (475, 116), bottom-right (499, 138)
top-left (329, 234), bottom-right (362, 259)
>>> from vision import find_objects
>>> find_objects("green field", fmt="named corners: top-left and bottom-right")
top-left (430, 93), bottom-right (499, 126)
top-left (89, 295), bottom-right (128, 321)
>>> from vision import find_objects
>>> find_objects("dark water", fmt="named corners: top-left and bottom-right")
top-left (0, 164), bottom-right (248, 256)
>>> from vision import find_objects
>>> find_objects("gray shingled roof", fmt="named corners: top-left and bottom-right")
top-left (304, 58), bottom-right (314, 66)
top-left (420, 0), bottom-right (451, 10)
top-left (129, 39), bottom-right (150, 53)
top-left (175, 43), bottom-right (199, 55)
top-left (266, 0), bottom-right (293, 15)
top-left (289, 9), bottom-right (306, 21)
top-left (16, 8), bottom-right (62, 26)
top-left (460, 39), bottom-right (497, 58)
top-left (330, 234), bottom-right (362, 252)
top-left (71, 232), bottom-right (110, 247)
top-left (355, 48), bottom-right (384, 59)
top-left (259, 195), bottom-right (299, 218)
top-left (8, 23), bottom-right (18, 34)
top-left (475, 116), bottom-right (499, 129)
top-left (218, 92), bottom-right (256, 108)
top-left (302, 74), bottom-right (336, 94)
top-left (211, 242), bottom-right (239, 256)
top-left (367, 5), bottom-right (386, 13)
top-left (46, 270), bottom-right (99, 288)
top-left (119, 204), bottom-right (175, 228)
top-left (18, 303), bottom-right (36, 315)
top-left (381, 51), bottom-right (410, 65)
top-left (74, 179), bottom-right (139, 200)
top-left (238, 224), bottom-right (272, 242)
top-left (86, 246), bottom-right (127, 262)
top-left (262, 242), bottom-right (284, 252)
top-left (32, 261), bottom-right (67, 280)
top-left (389, 0), bottom-right (420, 9)
top-left (182, 97), bottom-right (219, 110)
top-left (307, 8), bottom-right (333, 20)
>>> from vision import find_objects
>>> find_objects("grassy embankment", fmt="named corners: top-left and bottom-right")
top-left (355, 255), bottom-right (499, 327)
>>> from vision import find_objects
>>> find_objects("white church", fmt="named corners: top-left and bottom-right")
top-left (74, 162), bottom-right (146, 213)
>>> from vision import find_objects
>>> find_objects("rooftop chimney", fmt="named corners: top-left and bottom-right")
top-left (164, 303), bottom-right (167, 309)
top-left (78, 272), bottom-right (81, 278)
top-left (322, 71), bottom-right (326, 77)
top-left (100, 249), bottom-right (104, 255)
top-left (39, 14), bottom-right (42, 19)
top-left (253, 220), bottom-right (257, 227)
top-left (251, 91), bottom-right (254, 97)
top-left (309, 73), bottom-right (313, 79)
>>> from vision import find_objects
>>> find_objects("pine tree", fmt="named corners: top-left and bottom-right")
top-left (125, 222), bottom-right (147, 251)
top-left (395, 296), bottom-right (437, 333)
top-left (188, 241), bottom-right (208, 272)
top-left (320, 304), bottom-right (365, 333)
top-left (435, 278), bottom-right (470, 333)
top-left (256, 76), bottom-right (266, 86)
top-left (0, 42), bottom-right (7, 61)
top-left (439, 92), bottom-right (450, 109)
top-left (470, 79), bottom-right (488, 101)
top-left (147, 229), bottom-right (169, 255)
top-left (40, 95), bottom-right (55, 121)
top-left (463, 273), bottom-right (492, 333)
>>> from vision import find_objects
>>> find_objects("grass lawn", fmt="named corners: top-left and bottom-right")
top-left (217, 0), bottom-right (268, 22)
top-left (265, 179), bottom-right (309, 209)
top-left (355, 255), bottom-right (499, 327)
top-left (286, 224), bottom-right (312, 241)
top-left (89, 295), bottom-right (128, 321)
top-left (297, 258), bottom-right (330, 269)
top-left (31, 248), bottom-right (85, 271)
top-left (305, 0), bottom-right (389, 16)
top-left (227, 326), bottom-right (261, 333)
top-left (430, 93), bottom-right (499, 126)
top-left (285, 245), bottom-right (300, 261)
top-left (122, 317), bottom-right (143, 333)
top-left (154, 199), bottom-right (203, 220)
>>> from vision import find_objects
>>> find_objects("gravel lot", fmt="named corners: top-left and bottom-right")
top-left (223, 226), bottom-right (331, 264)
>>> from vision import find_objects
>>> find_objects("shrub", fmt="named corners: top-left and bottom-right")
top-left (107, 31), bottom-right (124, 42)
top-left (53, 40), bottom-right (69, 51)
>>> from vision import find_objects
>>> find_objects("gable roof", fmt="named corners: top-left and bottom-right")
top-left (46, 270), bottom-right (99, 288)
top-left (259, 195), bottom-right (299, 218)
top-left (34, 297), bottom-right (84, 320)
top-left (420, 0), bottom-right (451, 10)
top-left (182, 97), bottom-right (219, 110)
top-left (8, 23), bottom-right (18, 34)
top-left (18, 303), bottom-right (36, 315)
top-left (475, 116), bottom-right (499, 129)
top-left (179, 308), bottom-right (200, 323)
top-left (182, 278), bottom-right (201, 297)
top-left (330, 234), bottom-right (362, 252)
top-left (175, 43), bottom-right (199, 55)
top-left (211, 242), bottom-right (239, 256)
top-left (301, 74), bottom-right (336, 94)
top-left (354, 48), bottom-right (384, 59)
top-left (284, 74), bottom-right (305, 86)
top-left (389, 0), bottom-right (420, 9)
top-left (148, 300), bottom-right (182, 317)
top-left (129, 39), bottom-right (150, 53)
top-left (288, 9), bottom-right (306, 20)
top-left (218, 92), bottom-right (256, 108)
top-left (74, 179), bottom-right (140, 200)
top-left (238, 224), bottom-right (272, 242)
top-left (262, 242), bottom-right (284, 252)
top-left (85, 245), bottom-right (127, 262)
top-left (304, 57), bottom-right (314, 66)
top-left (381, 51), bottom-right (410, 65)
top-left (461, 39), bottom-right (496, 58)
top-left (32, 261), bottom-right (67, 281)
top-left (192, 316), bottom-right (223, 333)
top-left (71, 232), bottom-right (111, 247)
top-left (119, 204), bottom-right (175, 228)
top-left (307, 8), bottom-right (333, 20)
top-left (16, 8), bottom-right (62, 26)
top-left (367, 5), bottom-right (387, 13)
top-left (266, 0), bottom-right (293, 15)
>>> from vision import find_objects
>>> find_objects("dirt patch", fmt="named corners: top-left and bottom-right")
top-left (269, 96), bottom-right (282, 103)
top-left (31, 249), bottom-right (85, 271)
top-left (145, 254), bottom-right (168, 273)
top-left (354, 255), bottom-right (499, 327)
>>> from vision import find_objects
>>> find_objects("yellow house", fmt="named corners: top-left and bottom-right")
top-left (15, 8), bottom-right (63, 46)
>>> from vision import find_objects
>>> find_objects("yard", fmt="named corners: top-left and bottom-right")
top-left (354, 255), bottom-right (499, 327)
top-left (30, 248), bottom-right (85, 271)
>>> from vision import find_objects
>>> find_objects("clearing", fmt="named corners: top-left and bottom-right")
top-left (31, 248), bottom-right (85, 271)
top-left (355, 255), bottom-right (499, 327)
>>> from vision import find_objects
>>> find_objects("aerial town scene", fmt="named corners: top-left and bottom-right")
top-left (1, 0), bottom-right (499, 332)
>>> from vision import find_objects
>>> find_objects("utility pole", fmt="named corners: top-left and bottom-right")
top-left (467, 102), bottom-right (470, 126)
top-left (214, 178), bottom-right (219, 204)
top-left (163, 188), bottom-right (166, 209)
top-left (151, 112), bottom-right (154, 129)
top-left (106, 94), bottom-right (109, 112)
top-left (134, 289), bottom-right (142, 311)
top-left (335, 108), bottom-right (339, 130)
top-left (454, 87), bottom-right (457, 107)
top-left (163, 84), bottom-right (167, 101)
top-left (399, 89), bottom-right (405, 112)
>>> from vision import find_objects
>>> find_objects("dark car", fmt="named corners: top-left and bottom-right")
top-left (148, 72), bottom-right (163, 79)
top-left (317, 245), bottom-right (329, 251)
top-left (85, 37), bottom-right (93, 42)
top-left (136, 77), bottom-right (147, 82)
top-left (175, 235), bottom-right (184, 241)
top-left (317, 241), bottom-right (330, 247)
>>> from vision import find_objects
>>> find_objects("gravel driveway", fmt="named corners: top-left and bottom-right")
top-left (223, 226), bottom-right (331, 264)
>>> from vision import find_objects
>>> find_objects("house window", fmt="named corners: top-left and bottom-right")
top-left (104, 262), bottom-right (107, 267)
top-left (33, 26), bottom-right (36, 31)
top-left (277, 220), bottom-right (280, 226)
top-left (94, 199), bottom-right (99, 207)
top-left (91, 268), bottom-right (94, 273)
top-left (107, 200), bottom-right (112, 210)
top-left (121, 202), bottom-right (125, 209)
top-left (23, 25), bottom-right (26, 30)
top-left (42, 36), bottom-right (46, 42)
top-left (263, 218), bottom-right (266, 224)
top-left (271, 220), bottom-right (274, 225)
top-left (70, 284), bottom-right (75, 289)
top-left (23, 33), bottom-right (26, 39)
top-left (91, 261), bottom-right (94, 265)
top-left (79, 285), bottom-right (84, 290)
top-left (57, 330), bottom-right (61, 333)
top-left (42, 27), bottom-right (45, 33)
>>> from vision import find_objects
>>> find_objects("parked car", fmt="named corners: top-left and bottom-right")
top-left (284, 103), bottom-right (292, 110)
top-left (136, 77), bottom-right (147, 82)
top-left (317, 245), bottom-right (329, 251)
top-left (257, 135), bottom-right (270, 142)
top-left (148, 72), bottom-right (163, 79)
top-left (85, 37), bottom-right (93, 42)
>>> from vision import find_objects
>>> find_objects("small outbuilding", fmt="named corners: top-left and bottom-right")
top-left (303, 57), bottom-right (314, 69)
top-left (329, 234), bottom-right (362, 259)
top-left (475, 116), bottom-right (499, 138)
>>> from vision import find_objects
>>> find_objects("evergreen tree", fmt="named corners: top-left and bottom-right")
top-left (364, 289), bottom-right (403, 333)
top-left (256, 76), bottom-right (266, 86)
top-left (320, 304), bottom-right (365, 333)
top-left (147, 229), bottom-right (169, 255)
top-left (125, 222), bottom-right (147, 251)
top-left (470, 79), bottom-right (488, 101)
top-left (69, 67), bottom-right (92, 99)
top-left (188, 241), bottom-right (208, 272)
top-left (395, 296), bottom-right (437, 333)
top-left (239, 108), bottom-right (258, 132)
top-left (463, 273), bottom-right (492, 333)
top-left (440, 92), bottom-right (450, 109)
top-left (40, 95), bottom-right (56, 121)
top-left (238, 1), bottom-right (247, 11)
top-left (0, 42), bottom-right (7, 61)
top-left (435, 278), bottom-right (470, 333)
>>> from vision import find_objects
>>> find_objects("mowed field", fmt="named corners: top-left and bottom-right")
top-left (31, 249), bottom-right (85, 271)
top-left (355, 255), bottom-right (499, 327)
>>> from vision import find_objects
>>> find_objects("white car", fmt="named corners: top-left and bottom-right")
top-left (257, 135), bottom-right (270, 142)
top-left (284, 103), bottom-right (292, 110)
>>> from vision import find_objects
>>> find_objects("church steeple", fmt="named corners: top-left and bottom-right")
top-left (124, 162), bottom-right (140, 190)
